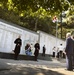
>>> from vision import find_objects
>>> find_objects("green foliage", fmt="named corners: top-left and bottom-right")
top-left (0, 0), bottom-right (8, 9)
top-left (12, 0), bottom-right (40, 12)
top-left (66, 16), bottom-right (74, 28)
top-left (67, 0), bottom-right (74, 4)
top-left (0, 0), bottom-right (74, 39)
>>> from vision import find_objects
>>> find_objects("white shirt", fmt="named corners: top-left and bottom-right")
top-left (58, 45), bottom-right (64, 52)
top-left (53, 47), bottom-right (56, 52)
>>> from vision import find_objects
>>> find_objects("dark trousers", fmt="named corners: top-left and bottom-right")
top-left (34, 50), bottom-right (39, 61)
top-left (57, 52), bottom-right (59, 58)
top-left (73, 56), bottom-right (74, 69)
top-left (14, 53), bottom-right (19, 60)
top-left (52, 52), bottom-right (55, 57)
top-left (63, 53), bottom-right (66, 58)
top-left (67, 54), bottom-right (73, 70)
top-left (59, 51), bottom-right (63, 58)
top-left (34, 55), bottom-right (38, 61)
top-left (42, 51), bottom-right (45, 56)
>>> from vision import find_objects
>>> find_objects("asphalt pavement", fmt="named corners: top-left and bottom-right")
top-left (0, 58), bottom-right (74, 75)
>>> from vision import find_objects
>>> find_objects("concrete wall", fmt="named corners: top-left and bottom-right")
top-left (37, 31), bottom-right (65, 55)
top-left (0, 20), bottom-right (39, 55)
top-left (0, 19), bottom-right (65, 56)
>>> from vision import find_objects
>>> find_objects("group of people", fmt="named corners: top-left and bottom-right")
top-left (13, 31), bottom-right (74, 71)
top-left (13, 35), bottom-right (40, 61)
top-left (13, 35), bottom-right (46, 61)
top-left (52, 44), bottom-right (65, 58)
top-left (52, 31), bottom-right (74, 71)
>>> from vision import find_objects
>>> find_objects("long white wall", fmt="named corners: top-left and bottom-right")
top-left (37, 31), bottom-right (65, 55)
top-left (0, 20), bottom-right (65, 55)
top-left (0, 20), bottom-right (39, 55)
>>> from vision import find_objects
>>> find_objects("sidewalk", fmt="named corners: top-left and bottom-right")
top-left (0, 58), bottom-right (74, 75)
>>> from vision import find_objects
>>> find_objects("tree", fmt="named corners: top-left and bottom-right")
top-left (67, 0), bottom-right (74, 5)
top-left (0, 0), bottom-right (74, 39)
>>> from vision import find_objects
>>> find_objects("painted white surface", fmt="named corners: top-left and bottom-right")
top-left (0, 21), bottom-right (39, 55)
top-left (0, 20), bottom-right (65, 55)
top-left (38, 31), bottom-right (65, 55)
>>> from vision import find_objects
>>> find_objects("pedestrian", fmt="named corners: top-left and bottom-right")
top-left (58, 44), bottom-right (64, 58)
top-left (42, 45), bottom-right (46, 56)
top-left (14, 35), bottom-right (22, 60)
top-left (52, 46), bottom-right (56, 57)
top-left (34, 42), bottom-right (40, 61)
top-left (65, 31), bottom-right (74, 71)
top-left (65, 32), bottom-right (71, 69)
top-left (25, 43), bottom-right (32, 56)
top-left (56, 47), bottom-right (59, 58)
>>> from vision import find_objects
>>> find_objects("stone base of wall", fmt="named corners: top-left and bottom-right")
top-left (38, 53), bottom-right (52, 61)
top-left (0, 52), bottom-right (52, 61)
top-left (0, 52), bottom-right (35, 61)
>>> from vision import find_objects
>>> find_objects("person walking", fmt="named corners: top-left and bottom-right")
top-left (42, 45), bottom-right (46, 56)
top-left (14, 35), bottom-right (22, 60)
top-left (52, 46), bottom-right (56, 58)
top-left (65, 31), bottom-right (74, 71)
top-left (58, 44), bottom-right (64, 58)
top-left (34, 42), bottom-right (40, 61)
top-left (65, 32), bottom-right (71, 69)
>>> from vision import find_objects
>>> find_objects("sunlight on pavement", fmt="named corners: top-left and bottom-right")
top-left (7, 63), bottom-right (17, 66)
top-left (0, 59), bottom-right (74, 75)
top-left (36, 73), bottom-right (45, 75)
top-left (50, 68), bottom-right (74, 75)
top-left (6, 63), bottom-right (49, 69)
top-left (22, 72), bottom-right (28, 75)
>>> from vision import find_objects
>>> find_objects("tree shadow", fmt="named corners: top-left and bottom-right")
top-left (0, 67), bottom-right (64, 75)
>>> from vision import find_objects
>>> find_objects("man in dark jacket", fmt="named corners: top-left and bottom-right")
top-left (42, 45), bottom-right (46, 56)
top-left (65, 31), bottom-right (74, 71)
top-left (14, 35), bottom-right (22, 60)
top-left (34, 42), bottom-right (40, 61)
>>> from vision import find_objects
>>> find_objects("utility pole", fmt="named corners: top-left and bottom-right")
top-left (60, 11), bottom-right (62, 39)
top-left (34, 18), bottom-right (38, 31)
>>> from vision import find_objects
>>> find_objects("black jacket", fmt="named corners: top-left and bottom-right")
top-left (65, 37), bottom-right (74, 55)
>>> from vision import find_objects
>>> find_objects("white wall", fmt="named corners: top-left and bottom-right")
top-left (0, 20), bottom-right (65, 56)
top-left (37, 31), bottom-right (65, 55)
top-left (0, 21), bottom-right (39, 55)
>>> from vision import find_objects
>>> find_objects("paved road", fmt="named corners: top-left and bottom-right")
top-left (0, 58), bottom-right (74, 75)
